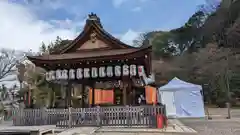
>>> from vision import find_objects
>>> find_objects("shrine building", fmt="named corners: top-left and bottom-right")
top-left (27, 13), bottom-right (152, 108)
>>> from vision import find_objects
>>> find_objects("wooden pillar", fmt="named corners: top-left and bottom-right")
top-left (28, 90), bottom-right (32, 108)
top-left (132, 88), bottom-right (136, 105)
top-left (128, 80), bottom-right (132, 105)
top-left (81, 84), bottom-right (85, 108)
top-left (50, 85), bottom-right (55, 108)
top-left (122, 81), bottom-right (127, 105)
top-left (65, 84), bottom-right (68, 108)
top-left (91, 83), bottom-right (95, 107)
top-left (66, 82), bottom-right (72, 108)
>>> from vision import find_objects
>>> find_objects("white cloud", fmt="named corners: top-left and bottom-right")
top-left (112, 0), bottom-right (128, 8)
top-left (132, 6), bottom-right (142, 12)
top-left (0, 1), bottom-right (80, 52)
top-left (50, 19), bottom-right (85, 30)
top-left (120, 29), bottom-right (140, 45)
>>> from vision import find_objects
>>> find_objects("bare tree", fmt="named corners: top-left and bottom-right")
top-left (132, 33), bottom-right (150, 47)
top-left (0, 49), bottom-right (26, 83)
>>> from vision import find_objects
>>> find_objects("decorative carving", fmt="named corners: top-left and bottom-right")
top-left (77, 40), bottom-right (108, 50)
top-left (90, 32), bottom-right (97, 43)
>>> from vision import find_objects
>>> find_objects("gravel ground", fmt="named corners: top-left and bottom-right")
top-left (180, 119), bottom-right (240, 135)
top-left (207, 108), bottom-right (240, 118)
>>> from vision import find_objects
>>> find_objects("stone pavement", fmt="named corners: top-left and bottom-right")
top-left (0, 125), bottom-right (55, 135)
top-left (57, 127), bottom-right (99, 135)
top-left (94, 119), bottom-right (196, 134)
top-left (52, 119), bottom-right (197, 135)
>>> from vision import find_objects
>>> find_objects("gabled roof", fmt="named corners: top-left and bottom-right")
top-left (27, 45), bottom-right (151, 64)
top-left (27, 13), bottom-right (152, 66)
top-left (60, 13), bottom-right (135, 54)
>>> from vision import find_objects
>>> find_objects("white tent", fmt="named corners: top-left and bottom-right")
top-left (158, 77), bottom-right (205, 118)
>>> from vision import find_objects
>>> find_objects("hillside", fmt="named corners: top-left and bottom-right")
top-left (201, 0), bottom-right (240, 47)
top-left (148, 0), bottom-right (240, 59)
top-left (147, 0), bottom-right (240, 106)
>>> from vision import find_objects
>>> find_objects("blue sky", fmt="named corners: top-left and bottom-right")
top-left (20, 0), bottom-right (206, 33)
top-left (0, 0), bottom-right (207, 52)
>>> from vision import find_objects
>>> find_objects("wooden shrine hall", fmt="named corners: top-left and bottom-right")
top-left (27, 13), bottom-right (152, 108)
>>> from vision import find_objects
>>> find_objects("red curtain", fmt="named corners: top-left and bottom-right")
top-left (145, 85), bottom-right (157, 104)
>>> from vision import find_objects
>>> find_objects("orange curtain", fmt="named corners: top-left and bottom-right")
top-left (89, 88), bottom-right (92, 105)
top-left (95, 89), bottom-right (102, 104)
top-left (145, 85), bottom-right (157, 104)
top-left (88, 88), bottom-right (114, 105)
top-left (102, 90), bottom-right (114, 104)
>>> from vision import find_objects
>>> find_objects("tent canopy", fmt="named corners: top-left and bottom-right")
top-left (160, 77), bottom-right (202, 91)
top-left (158, 77), bottom-right (205, 118)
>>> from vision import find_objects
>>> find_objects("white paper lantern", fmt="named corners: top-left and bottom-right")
top-left (130, 64), bottom-right (137, 76)
top-left (122, 64), bottom-right (129, 76)
top-left (76, 68), bottom-right (83, 79)
top-left (138, 65), bottom-right (145, 77)
top-left (45, 72), bottom-right (51, 81)
top-left (49, 70), bottom-right (56, 80)
top-left (62, 69), bottom-right (68, 79)
top-left (83, 68), bottom-right (90, 78)
top-left (106, 66), bottom-right (113, 77)
top-left (91, 67), bottom-right (98, 78)
top-left (99, 67), bottom-right (106, 77)
top-left (115, 66), bottom-right (121, 77)
top-left (69, 69), bottom-right (75, 79)
top-left (55, 69), bottom-right (62, 80)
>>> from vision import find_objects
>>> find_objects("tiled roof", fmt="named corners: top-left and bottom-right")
top-left (28, 48), bottom-right (146, 61)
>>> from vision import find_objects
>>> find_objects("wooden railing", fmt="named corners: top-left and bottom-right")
top-left (13, 105), bottom-right (166, 128)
